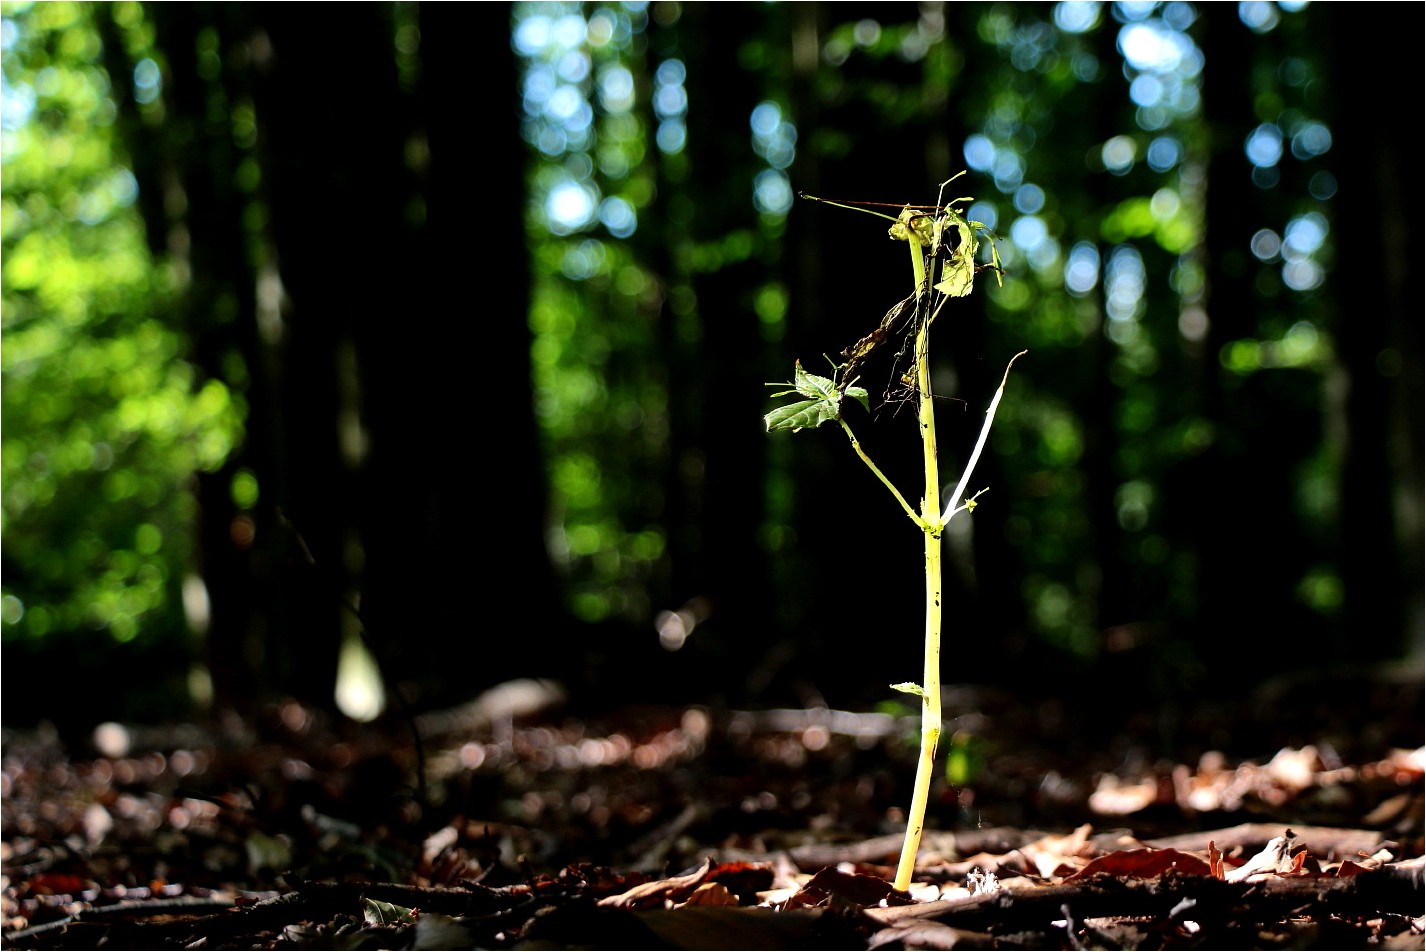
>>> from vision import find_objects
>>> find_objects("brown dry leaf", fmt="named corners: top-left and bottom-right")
top-left (1020, 823), bottom-right (1095, 878)
top-left (1208, 840), bottom-right (1224, 879)
top-left (1381, 747), bottom-right (1426, 784)
top-left (597, 857), bottom-right (712, 910)
top-left (681, 882), bottom-right (738, 907)
top-left (944, 850), bottom-right (1029, 877)
top-left (785, 866), bottom-right (912, 910)
top-left (1334, 860), bottom-right (1371, 877)
top-left (1063, 847), bottom-right (1213, 881)
top-left (1363, 791), bottom-right (1417, 826)
top-left (767, 852), bottom-right (806, 892)
top-left (1355, 848), bottom-right (1398, 870)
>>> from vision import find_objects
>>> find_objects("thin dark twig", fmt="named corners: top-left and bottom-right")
top-left (1, 896), bottom-right (238, 943)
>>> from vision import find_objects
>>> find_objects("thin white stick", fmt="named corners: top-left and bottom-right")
top-left (940, 350), bottom-right (1027, 525)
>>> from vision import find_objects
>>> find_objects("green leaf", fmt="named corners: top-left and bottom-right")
top-left (934, 254), bottom-right (976, 298)
top-left (765, 360), bottom-right (860, 432)
top-left (792, 360), bottom-right (837, 399)
top-left (890, 681), bottom-right (927, 697)
top-left (764, 398), bottom-right (839, 432)
top-left (363, 897), bottom-right (417, 927)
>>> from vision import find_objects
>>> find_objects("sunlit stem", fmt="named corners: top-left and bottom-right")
top-left (792, 182), bottom-right (1021, 893)
top-left (893, 234), bottom-right (944, 893)
top-left (838, 419), bottom-right (921, 526)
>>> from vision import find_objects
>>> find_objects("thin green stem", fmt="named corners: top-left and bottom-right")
top-left (787, 184), bottom-right (1019, 895)
top-left (838, 419), bottom-right (921, 525)
top-left (893, 236), bottom-right (944, 893)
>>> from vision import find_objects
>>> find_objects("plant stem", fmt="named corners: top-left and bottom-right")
top-left (782, 185), bottom-right (1021, 894)
top-left (893, 236), bottom-right (944, 893)
top-left (839, 419), bottom-right (921, 525)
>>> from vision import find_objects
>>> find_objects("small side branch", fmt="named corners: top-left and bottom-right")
top-left (940, 351), bottom-right (1027, 525)
top-left (840, 418), bottom-right (922, 526)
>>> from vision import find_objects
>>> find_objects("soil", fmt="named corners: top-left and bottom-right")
top-left (3, 673), bottom-right (1422, 949)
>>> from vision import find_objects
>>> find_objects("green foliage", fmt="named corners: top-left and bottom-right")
top-left (515, 2), bottom-right (1389, 686)
top-left (1, 2), bottom-right (241, 647)
top-left (944, 730), bottom-right (986, 787)
top-left (517, 3), bottom-right (674, 624)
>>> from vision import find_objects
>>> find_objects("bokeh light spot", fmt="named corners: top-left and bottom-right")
top-left (963, 134), bottom-right (995, 172)
top-left (1054, 1), bottom-right (1102, 34)
top-left (1101, 135), bottom-right (1137, 175)
top-left (1244, 123), bottom-right (1283, 168)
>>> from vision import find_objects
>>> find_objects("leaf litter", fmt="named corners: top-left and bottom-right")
top-left (2, 685), bottom-right (1422, 949)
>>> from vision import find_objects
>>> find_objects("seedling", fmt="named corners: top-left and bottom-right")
top-left (766, 174), bottom-right (1024, 892)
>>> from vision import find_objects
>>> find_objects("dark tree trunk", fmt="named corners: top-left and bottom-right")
top-left (1189, 5), bottom-right (1308, 679)
top-left (122, 5), bottom-right (292, 712)
top-left (250, 9), bottom-right (407, 709)
top-left (659, 5), bottom-right (783, 703)
top-left (1325, 6), bottom-right (1423, 662)
top-left (115, 4), bottom-right (559, 714)
top-left (354, 3), bottom-right (563, 701)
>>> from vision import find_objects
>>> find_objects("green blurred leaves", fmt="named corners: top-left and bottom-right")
top-left (1, 2), bottom-right (242, 646)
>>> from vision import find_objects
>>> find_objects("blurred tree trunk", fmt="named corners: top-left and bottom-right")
top-left (117, 4), bottom-right (558, 714)
top-left (362, 3), bottom-right (560, 700)
top-left (1191, 5), bottom-right (1296, 675)
top-left (655, 4), bottom-right (781, 702)
top-left (251, 8), bottom-right (408, 710)
top-left (120, 5), bottom-right (297, 712)
top-left (1325, 6), bottom-right (1423, 661)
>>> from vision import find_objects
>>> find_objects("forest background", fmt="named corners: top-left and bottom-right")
top-left (2, 1), bottom-right (1420, 753)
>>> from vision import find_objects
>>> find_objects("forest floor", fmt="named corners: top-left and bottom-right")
top-left (3, 668), bottom-right (1423, 950)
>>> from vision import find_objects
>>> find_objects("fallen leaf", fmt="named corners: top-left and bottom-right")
top-left (597, 857), bottom-right (712, 910)
top-left (785, 866), bottom-right (912, 910)
top-left (1208, 840), bottom-right (1224, 880)
top-left (1088, 773), bottom-right (1159, 815)
top-left (1064, 847), bottom-right (1213, 881)
top-left (681, 882), bottom-right (737, 907)
top-left (1020, 823), bottom-right (1094, 878)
